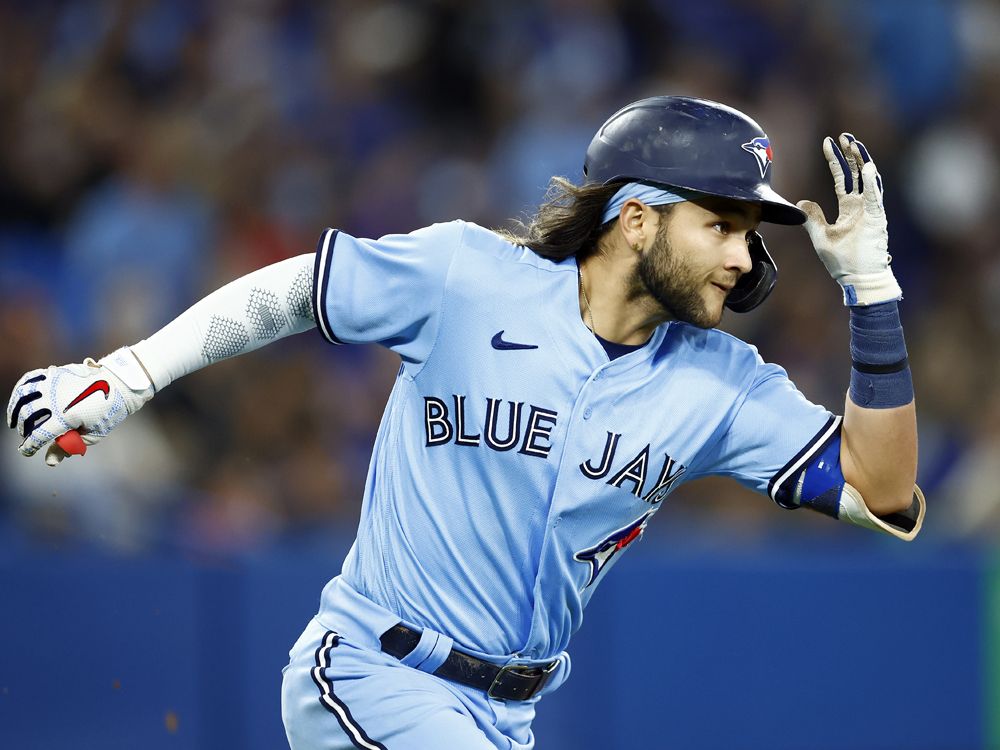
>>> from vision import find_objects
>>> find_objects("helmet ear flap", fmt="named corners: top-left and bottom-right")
top-left (725, 231), bottom-right (777, 313)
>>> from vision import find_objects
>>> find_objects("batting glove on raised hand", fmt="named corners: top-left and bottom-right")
top-left (797, 133), bottom-right (902, 306)
top-left (7, 347), bottom-right (154, 466)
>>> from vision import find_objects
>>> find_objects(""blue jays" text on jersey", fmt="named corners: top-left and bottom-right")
top-left (423, 394), bottom-right (686, 504)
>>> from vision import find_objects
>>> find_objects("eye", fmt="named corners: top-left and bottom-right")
top-left (713, 222), bottom-right (730, 235)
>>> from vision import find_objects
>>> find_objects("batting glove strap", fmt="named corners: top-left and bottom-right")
top-left (838, 269), bottom-right (903, 307)
top-left (97, 347), bottom-right (155, 413)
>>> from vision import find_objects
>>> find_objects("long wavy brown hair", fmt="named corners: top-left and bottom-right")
top-left (497, 177), bottom-right (628, 262)
top-left (499, 177), bottom-right (677, 262)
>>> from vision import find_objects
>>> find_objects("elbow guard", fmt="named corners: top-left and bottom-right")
top-left (773, 426), bottom-right (925, 541)
top-left (836, 482), bottom-right (925, 541)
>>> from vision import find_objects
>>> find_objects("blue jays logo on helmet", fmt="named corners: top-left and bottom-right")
top-left (574, 510), bottom-right (656, 590)
top-left (741, 136), bottom-right (773, 179)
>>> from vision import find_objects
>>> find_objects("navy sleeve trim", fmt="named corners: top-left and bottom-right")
top-left (767, 414), bottom-right (843, 507)
top-left (313, 228), bottom-right (344, 345)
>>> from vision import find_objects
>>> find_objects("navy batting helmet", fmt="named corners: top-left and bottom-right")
top-left (584, 96), bottom-right (804, 311)
top-left (584, 96), bottom-right (804, 225)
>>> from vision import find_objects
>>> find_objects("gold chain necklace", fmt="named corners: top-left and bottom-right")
top-left (579, 269), bottom-right (596, 335)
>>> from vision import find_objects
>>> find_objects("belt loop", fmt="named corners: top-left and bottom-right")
top-left (399, 628), bottom-right (438, 670)
top-left (417, 631), bottom-right (453, 675)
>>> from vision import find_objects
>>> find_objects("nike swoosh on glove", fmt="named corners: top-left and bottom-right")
top-left (6, 347), bottom-right (155, 466)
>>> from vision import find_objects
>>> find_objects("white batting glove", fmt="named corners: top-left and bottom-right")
top-left (797, 133), bottom-right (902, 306)
top-left (6, 347), bottom-right (155, 466)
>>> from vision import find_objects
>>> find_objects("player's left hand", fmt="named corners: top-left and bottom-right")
top-left (796, 133), bottom-right (902, 306)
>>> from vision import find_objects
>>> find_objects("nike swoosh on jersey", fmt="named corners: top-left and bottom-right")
top-left (491, 331), bottom-right (538, 351)
top-left (64, 380), bottom-right (111, 412)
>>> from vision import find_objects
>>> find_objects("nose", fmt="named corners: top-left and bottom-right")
top-left (726, 236), bottom-right (754, 277)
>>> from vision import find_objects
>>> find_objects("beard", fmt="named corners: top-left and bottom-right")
top-left (628, 223), bottom-right (723, 329)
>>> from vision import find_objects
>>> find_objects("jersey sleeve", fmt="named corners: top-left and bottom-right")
top-left (692, 359), bottom-right (840, 503)
top-left (311, 221), bottom-right (465, 365)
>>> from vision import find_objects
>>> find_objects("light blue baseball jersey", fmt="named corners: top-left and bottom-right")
top-left (311, 220), bottom-right (835, 662)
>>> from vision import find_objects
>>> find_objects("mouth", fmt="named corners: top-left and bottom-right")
top-left (711, 282), bottom-right (733, 294)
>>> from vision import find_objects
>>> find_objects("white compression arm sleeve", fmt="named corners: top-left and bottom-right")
top-left (130, 254), bottom-right (317, 391)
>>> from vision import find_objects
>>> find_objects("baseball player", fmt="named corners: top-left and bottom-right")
top-left (7, 97), bottom-right (923, 749)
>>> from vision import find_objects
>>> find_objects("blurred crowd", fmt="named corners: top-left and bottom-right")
top-left (1, 0), bottom-right (998, 554)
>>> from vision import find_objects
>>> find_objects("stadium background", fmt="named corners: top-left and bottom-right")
top-left (0, 1), bottom-right (998, 748)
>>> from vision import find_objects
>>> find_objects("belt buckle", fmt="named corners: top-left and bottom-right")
top-left (487, 659), bottom-right (559, 701)
top-left (536, 658), bottom-right (559, 693)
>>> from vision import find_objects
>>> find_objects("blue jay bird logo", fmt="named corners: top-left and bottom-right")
top-left (574, 510), bottom-right (656, 589)
top-left (741, 136), bottom-right (773, 178)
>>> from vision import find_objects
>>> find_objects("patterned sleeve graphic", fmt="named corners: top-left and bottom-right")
top-left (246, 288), bottom-right (290, 340)
top-left (201, 265), bottom-right (314, 362)
top-left (286, 264), bottom-right (315, 321)
top-left (202, 315), bottom-right (251, 361)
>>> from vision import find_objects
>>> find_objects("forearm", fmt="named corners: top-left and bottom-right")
top-left (131, 254), bottom-right (317, 390)
top-left (839, 302), bottom-right (917, 515)
top-left (841, 398), bottom-right (917, 515)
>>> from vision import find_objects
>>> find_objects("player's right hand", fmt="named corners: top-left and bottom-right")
top-left (796, 133), bottom-right (902, 307)
top-left (6, 347), bottom-right (155, 466)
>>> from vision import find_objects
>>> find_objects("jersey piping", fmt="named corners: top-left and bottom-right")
top-left (313, 228), bottom-right (344, 345)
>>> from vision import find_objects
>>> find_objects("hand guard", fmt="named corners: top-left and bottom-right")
top-left (6, 347), bottom-right (154, 466)
top-left (797, 133), bottom-right (902, 306)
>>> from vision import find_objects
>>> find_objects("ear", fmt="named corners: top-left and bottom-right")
top-left (618, 199), bottom-right (656, 249)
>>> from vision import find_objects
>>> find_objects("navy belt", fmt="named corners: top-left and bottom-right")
top-left (378, 624), bottom-right (558, 702)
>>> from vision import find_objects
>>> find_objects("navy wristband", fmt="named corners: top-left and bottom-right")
top-left (849, 302), bottom-right (914, 408)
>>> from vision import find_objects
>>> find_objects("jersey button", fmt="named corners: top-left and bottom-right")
top-left (583, 407), bottom-right (592, 419)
